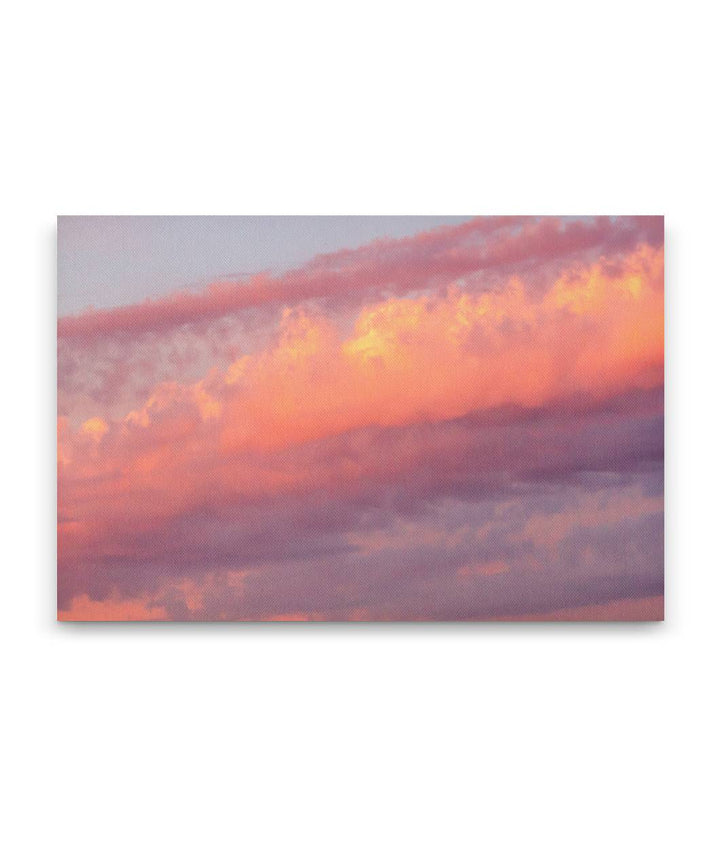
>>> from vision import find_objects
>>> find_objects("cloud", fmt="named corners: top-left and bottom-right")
top-left (58, 216), bottom-right (663, 427)
top-left (57, 217), bottom-right (664, 620)
top-left (58, 216), bottom-right (662, 343)
top-left (58, 594), bottom-right (168, 621)
top-left (497, 596), bottom-right (664, 622)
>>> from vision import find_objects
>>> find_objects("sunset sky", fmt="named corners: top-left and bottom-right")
top-left (57, 216), bottom-right (664, 620)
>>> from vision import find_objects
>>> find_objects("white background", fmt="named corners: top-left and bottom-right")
top-left (2, 1), bottom-right (718, 854)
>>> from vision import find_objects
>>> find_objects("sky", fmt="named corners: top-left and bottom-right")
top-left (58, 216), bottom-right (471, 315)
top-left (57, 215), bottom-right (664, 620)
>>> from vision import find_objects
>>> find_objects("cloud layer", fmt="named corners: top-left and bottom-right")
top-left (58, 216), bottom-right (664, 620)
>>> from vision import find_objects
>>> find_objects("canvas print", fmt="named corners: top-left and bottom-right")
top-left (57, 216), bottom-right (664, 621)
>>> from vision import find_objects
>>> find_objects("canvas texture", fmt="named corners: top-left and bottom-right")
top-left (57, 216), bottom-right (664, 621)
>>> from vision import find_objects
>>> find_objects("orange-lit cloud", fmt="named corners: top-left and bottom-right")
top-left (458, 560), bottom-right (510, 578)
top-left (58, 245), bottom-right (662, 543)
top-left (57, 217), bottom-right (664, 621)
top-left (218, 244), bottom-right (662, 451)
top-left (57, 216), bottom-right (662, 343)
top-left (59, 594), bottom-right (168, 621)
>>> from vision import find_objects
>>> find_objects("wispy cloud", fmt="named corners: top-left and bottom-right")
top-left (58, 216), bottom-right (664, 620)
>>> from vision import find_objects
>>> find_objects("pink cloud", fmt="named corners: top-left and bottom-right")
top-left (498, 596), bottom-right (664, 622)
top-left (58, 216), bottom-right (662, 343)
top-left (57, 217), bottom-right (664, 620)
top-left (59, 594), bottom-right (168, 621)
